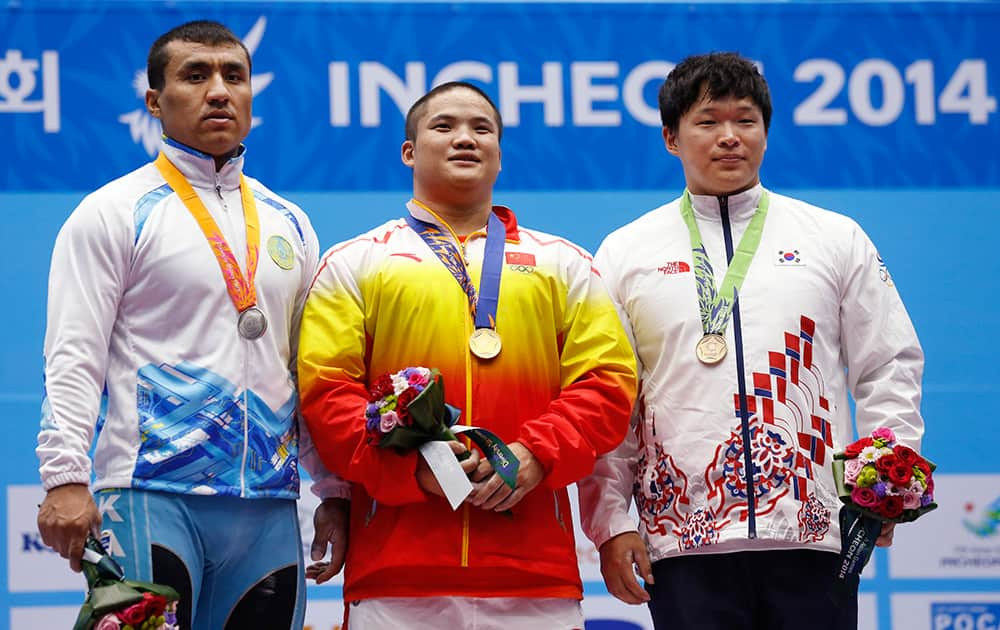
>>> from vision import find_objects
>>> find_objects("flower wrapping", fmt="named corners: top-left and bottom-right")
top-left (365, 367), bottom-right (520, 490)
top-left (72, 534), bottom-right (181, 630)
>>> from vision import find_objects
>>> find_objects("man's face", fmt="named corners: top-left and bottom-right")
top-left (664, 91), bottom-right (767, 197)
top-left (145, 40), bottom-right (252, 160)
top-left (401, 87), bottom-right (502, 202)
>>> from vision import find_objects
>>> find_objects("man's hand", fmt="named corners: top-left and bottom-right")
top-left (305, 498), bottom-right (350, 584)
top-left (415, 441), bottom-right (480, 498)
top-left (37, 484), bottom-right (100, 573)
top-left (467, 442), bottom-right (544, 512)
top-left (875, 521), bottom-right (896, 547)
top-left (598, 532), bottom-right (654, 605)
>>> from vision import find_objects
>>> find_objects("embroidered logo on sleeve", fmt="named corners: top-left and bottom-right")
top-left (267, 235), bottom-right (295, 270)
top-left (876, 252), bottom-right (895, 286)
top-left (657, 261), bottom-right (691, 275)
top-left (776, 249), bottom-right (803, 265)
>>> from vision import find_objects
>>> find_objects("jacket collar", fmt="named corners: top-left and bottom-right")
top-left (405, 200), bottom-right (521, 243)
top-left (160, 136), bottom-right (245, 192)
top-left (688, 183), bottom-right (765, 223)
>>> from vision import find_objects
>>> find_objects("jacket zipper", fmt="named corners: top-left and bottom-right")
top-left (460, 233), bottom-right (476, 567)
top-left (218, 176), bottom-right (248, 498)
top-left (719, 195), bottom-right (757, 539)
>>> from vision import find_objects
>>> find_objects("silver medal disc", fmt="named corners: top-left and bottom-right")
top-left (238, 307), bottom-right (268, 340)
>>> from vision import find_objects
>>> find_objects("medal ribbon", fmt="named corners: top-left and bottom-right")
top-left (680, 189), bottom-right (769, 335)
top-left (405, 200), bottom-right (505, 331)
top-left (154, 153), bottom-right (260, 313)
top-left (833, 506), bottom-right (882, 599)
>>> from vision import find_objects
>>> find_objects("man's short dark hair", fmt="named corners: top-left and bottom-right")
top-left (658, 52), bottom-right (772, 134)
top-left (405, 81), bottom-right (504, 142)
top-left (147, 20), bottom-right (250, 91)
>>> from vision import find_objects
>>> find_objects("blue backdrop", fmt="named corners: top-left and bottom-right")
top-left (1, 2), bottom-right (999, 629)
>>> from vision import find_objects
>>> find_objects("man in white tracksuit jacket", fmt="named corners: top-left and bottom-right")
top-left (578, 52), bottom-right (924, 630)
top-left (36, 21), bottom-right (347, 629)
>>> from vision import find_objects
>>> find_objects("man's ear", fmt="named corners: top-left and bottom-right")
top-left (401, 139), bottom-right (415, 167)
top-left (663, 127), bottom-right (680, 156)
top-left (145, 89), bottom-right (161, 120)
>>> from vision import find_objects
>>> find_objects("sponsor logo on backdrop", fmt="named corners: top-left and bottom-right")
top-left (119, 17), bottom-right (274, 157)
top-left (19, 531), bottom-right (57, 555)
top-left (931, 602), bottom-right (1000, 630)
top-left (964, 496), bottom-right (1000, 538)
top-left (8, 485), bottom-right (85, 592)
top-left (940, 492), bottom-right (1000, 572)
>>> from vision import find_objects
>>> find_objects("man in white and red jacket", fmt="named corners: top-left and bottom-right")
top-left (579, 52), bottom-right (925, 630)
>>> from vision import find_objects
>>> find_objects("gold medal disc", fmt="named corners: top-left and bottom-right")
top-left (469, 328), bottom-right (502, 360)
top-left (695, 333), bottom-right (727, 365)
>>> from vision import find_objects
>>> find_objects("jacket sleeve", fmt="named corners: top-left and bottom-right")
top-left (37, 193), bottom-right (129, 490)
top-left (516, 243), bottom-right (638, 490)
top-left (839, 221), bottom-right (925, 451)
top-left (297, 240), bottom-right (426, 506)
top-left (577, 238), bottom-right (644, 549)
top-left (290, 210), bottom-right (351, 500)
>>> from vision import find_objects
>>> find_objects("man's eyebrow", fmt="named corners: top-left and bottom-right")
top-left (177, 58), bottom-right (249, 73)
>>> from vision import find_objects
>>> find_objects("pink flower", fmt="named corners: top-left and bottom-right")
top-left (94, 614), bottom-right (123, 630)
top-left (379, 411), bottom-right (400, 433)
top-left (851, 486), bottom-right (879, 508)
top-left (407, 369), bottom-right (430, 387)
top-left (871, 427), bottom-right (896, 444)
top-left (902, 492), bottom-right (922, 510)
top-left (844, 458), bottom-right (865, 485)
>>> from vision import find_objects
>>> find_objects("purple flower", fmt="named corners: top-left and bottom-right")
top-left (920, 494), bottom-right (932, 507)
top-left (872, 481), bottom-right (888, 498)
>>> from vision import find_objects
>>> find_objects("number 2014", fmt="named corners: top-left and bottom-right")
top-left (793, 59), bottom-right (996, 126)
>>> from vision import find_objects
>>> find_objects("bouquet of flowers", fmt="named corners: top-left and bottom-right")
top-left (73, 534), bottom-right (180, 630)
top-left (830, 427), bottom-right (936, 592)
top-left (365, 367), bottom-right (520, 501)
top-left (365, 367), bottom-right (463, 451)
top-left (832, 426), bottom-right (936, 523)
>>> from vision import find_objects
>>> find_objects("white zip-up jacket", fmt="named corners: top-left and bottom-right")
top-left (38, 138), bottom-right (343, 500)
top-left (579, 184), bottom-right (924, 560)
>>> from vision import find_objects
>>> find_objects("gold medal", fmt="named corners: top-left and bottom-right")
top-left (469, 328), bottom-right (502, 360)
top-left (695, 333), bottom-right (727, 365)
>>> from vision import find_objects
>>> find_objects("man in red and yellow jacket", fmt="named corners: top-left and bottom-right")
top-left (298, 82), bottom-right (636, 629)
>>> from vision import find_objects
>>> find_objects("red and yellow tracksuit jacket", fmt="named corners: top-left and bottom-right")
top-left (298, 202), bottom-right (636, 602)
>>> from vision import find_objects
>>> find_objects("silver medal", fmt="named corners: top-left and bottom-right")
top-left (238, 306), bottom-right (268, 340)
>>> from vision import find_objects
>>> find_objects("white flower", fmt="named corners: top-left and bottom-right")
top-left (391, 373), bottom-right (410, 395)
top-left (859, 446), bottom-right (880, 463)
